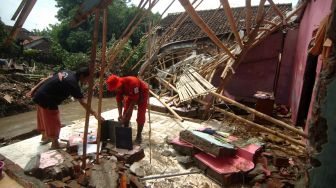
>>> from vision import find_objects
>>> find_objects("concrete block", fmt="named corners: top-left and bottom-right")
top-left (180, 130), bottom-right (236, 158)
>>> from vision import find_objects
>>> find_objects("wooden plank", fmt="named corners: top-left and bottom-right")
top-left (220, 0), bottom-right (243, 48)
top-left (263, 19), bottom-right (277, 26)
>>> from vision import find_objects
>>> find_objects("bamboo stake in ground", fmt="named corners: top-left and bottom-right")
top-left (96, 8), bottom-right (108, 163)
top-left (149, 89), bottom-right (183, 122)
top-left (82, 10), bottom-right (100, 169)
top-left (210, 91), bottom-right (308, 138)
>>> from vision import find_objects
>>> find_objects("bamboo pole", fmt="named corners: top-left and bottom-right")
top-left (147, 0), bottom-right (152, 164)
top-left (196, 100), bottom-right (305, 147)
top-left (149, 90), bottom-right (183, 122)
top-left (178, 0), bottom-right (235, 59)
top-left (155, 77), bottom-right (178, 93)
top-left (121, 0), bottom-right (175, 68)
top-left (220, 0), bottom-right (243, 48)
top-left (96, 8), bottom-right (108, 163)
top-left (106, 0), bottom-right (158, 70)
top-left (120, 0), bottom-right (149, 38)
top-left (166, 94), bottom-right (179, 103)
top-left (210, 91), bottom-right (308, 138)
top-left (82, 10), bottom-right (100, 169)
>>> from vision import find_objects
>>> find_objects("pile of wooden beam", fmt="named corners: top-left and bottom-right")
top-left (176, 68), bottom-right (216, 102)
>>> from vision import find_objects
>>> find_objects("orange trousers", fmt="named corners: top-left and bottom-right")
top-left (36, 105), bottom-right (61, 139)
top-left (123, 89), bottom-right (149, 125)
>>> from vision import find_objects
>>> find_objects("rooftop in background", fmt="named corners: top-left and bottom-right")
top-left (159, 4), bottom-right (292, 43)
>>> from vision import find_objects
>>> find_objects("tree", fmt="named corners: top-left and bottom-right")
top-left (32, 0), bottom-right (160, 73)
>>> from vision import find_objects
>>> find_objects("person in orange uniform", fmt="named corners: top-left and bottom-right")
top-left (106, 75), bottom-right (149, 144)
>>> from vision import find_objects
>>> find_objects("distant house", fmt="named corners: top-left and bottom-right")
top-left (3, 25), bottom-right (31, 42)
top-left (23, 36), bottom-right (51, 52)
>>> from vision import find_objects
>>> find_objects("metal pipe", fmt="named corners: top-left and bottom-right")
top-left (140, 170), bottom-right (201, 181)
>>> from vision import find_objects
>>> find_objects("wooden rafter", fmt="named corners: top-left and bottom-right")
top-left (267, 0), bottom-right (285, 20)
top-left (245, 0), bottom-right (252, 35)
top-left (220, 0), bottom-right (243, 48)
top-left (5, 0), bottom-right (37, 46)
top-left (178, 0), bottom-right (235, 59)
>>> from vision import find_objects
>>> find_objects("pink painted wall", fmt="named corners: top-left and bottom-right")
top-left (276, 29), bottom-right (298, 104)
top-left (211, 31), bottom-right (297, 104)
top-left (290, 0), bottom-right (332, 125)
top-left (225, 32), bottom-right (282, 102)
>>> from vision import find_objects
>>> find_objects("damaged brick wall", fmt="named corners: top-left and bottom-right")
top-left (308, 1), bottom-right (336, 187)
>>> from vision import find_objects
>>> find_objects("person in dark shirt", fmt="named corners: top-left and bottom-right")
top-left (26, 67), bottom-right (104, 149)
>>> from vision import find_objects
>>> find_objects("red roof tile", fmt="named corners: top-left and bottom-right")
top-left (160, 4), bottom-right (292, 43)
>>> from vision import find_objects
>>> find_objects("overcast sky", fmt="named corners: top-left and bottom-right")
top-left (0, 0), bottom-right (298, 31)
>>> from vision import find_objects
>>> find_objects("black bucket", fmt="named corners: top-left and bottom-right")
top-left (101, 120), bottom-right (122, 144)
top-left (115, 126), bottom-right (133, 150)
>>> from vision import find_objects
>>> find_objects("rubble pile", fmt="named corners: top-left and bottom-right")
top-left (0, 74), bottom-right (36, 117)
top-left (169, 122), bottom-right (307, 187)
top-left (20, 142), bottom-right (146, 188)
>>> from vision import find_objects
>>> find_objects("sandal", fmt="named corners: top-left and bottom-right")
top-left (40, 139), bottom-right (51, 145)
top-left (50, 142), bottom-right (67, 150)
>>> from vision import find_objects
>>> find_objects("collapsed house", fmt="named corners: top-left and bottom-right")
top-left (1, 0), bottom-right (336, 187)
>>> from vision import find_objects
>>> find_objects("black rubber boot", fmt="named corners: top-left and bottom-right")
top-left (135, 124), bottom-right (144, 144)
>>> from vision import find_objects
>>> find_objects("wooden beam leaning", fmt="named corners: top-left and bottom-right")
top-left (196, 100), bottom-right (305, 147)
top-left (149, 90), bottom-right (183, 122)
top-left (255, 0), bottom-right (266, 24)
top-left (267, 0), bottom-right (285, 21)
top-left (155, 77), bottom-right (178, 93)
top-left (220, 0), bottom-right (243, 48)
top-left (5, 0), bottom-right (37, 45)
top-left (11, 0), bottom-right (27, 20)
top-left (245, 0), bottom-right (252, 35)
top-left (82, 10), bottom-right (100, 169)
top-left (106, 0), bottom-right (157, 70)
top-left (210, 91), bottom-right (308, 138)
top-left (96, 8), bottom-right (108, 163)
top-left (178, 0), bottom-right (235, 59)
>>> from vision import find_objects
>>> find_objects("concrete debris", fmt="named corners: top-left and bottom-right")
top-left (161, 148), bottom-right (176, 157)
top-left (176, 156), bottom-right (194, 169)
top-left (130, 162), bottom-right (146, 177)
